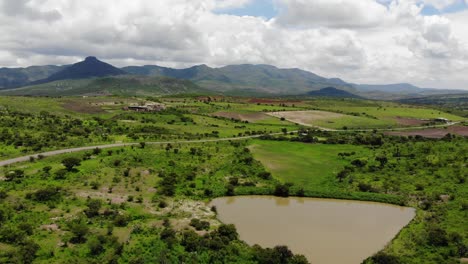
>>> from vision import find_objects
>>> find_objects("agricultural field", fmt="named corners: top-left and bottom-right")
top-left (267, 110), bottom-right (391, 130)
top-left (0, 94), bottom-right (467, 264)
top-left (267, 105), bottom-right (464, 130)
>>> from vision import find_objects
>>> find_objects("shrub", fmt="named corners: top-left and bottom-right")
top-left (61, 157), bottom-right (81, 171)
top-left (189, 218), bottom-right (210, 231)
top-left (54, 169), bottom-right (68, 180)
top-left (274, 184), bottom-right (290, 197)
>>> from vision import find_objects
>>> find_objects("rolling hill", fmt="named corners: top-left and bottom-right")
top-left (306, 87), bottom-right (363, 98)
top-left (1, 56), bottom-right (466, 98)
top-left (0, 65), bottom-right (67, 89)
top-left (123, 64), bottom-right (354, 94)
top-left (1, 75), bottom-right (209, 96)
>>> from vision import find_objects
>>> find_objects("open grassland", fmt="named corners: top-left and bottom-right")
top-left (250, 140), bottom-right (369, 191)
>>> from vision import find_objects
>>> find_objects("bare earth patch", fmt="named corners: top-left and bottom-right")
top-left (76, 190), bottom-right (127, 204)
top-left (267, 110), bottom-right (344, 127)
top-left (213, 111), bottom-right (270, 122)
top-left (395, 117), bottom-right (430, 126)
top-left (63, 100), bottom-right (105, 114)
top-left (41, 224), bottom-right (60, 231)
top-left (385, 126), bottom-right (468, 138)
top-left (248, 98), bottom-right (301, 104)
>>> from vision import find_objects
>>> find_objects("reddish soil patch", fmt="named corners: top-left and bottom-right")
top-left (213, 111), bottom-right (269, 122)
top-left (395, 117), bottom-right (430, 126)
top-left (385, 126), bottom-right (468, 138)
top-left (248, 98), bottom-right (302, 104)
top-left (63, 100), bottom-right (105, 114)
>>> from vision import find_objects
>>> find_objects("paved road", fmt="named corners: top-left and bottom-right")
top-left (0, 133), bottom-right (276, 167)
top-left (0, 121), bottom-right (464, 167)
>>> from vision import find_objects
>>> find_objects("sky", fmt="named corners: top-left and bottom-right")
top-left (0, 0), bottom-right (468, 89)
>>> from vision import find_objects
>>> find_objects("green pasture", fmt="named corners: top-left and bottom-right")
top-left (250, 140), bottom-right (369, 191)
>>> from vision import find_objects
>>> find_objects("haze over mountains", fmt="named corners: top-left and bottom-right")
top-left (0, 57), bottom-right (464, 98)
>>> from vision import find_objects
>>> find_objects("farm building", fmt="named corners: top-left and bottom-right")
top-left (434, 117), bottom-right (450, 123)
top-left (125, 103), bottom-right (166, 112)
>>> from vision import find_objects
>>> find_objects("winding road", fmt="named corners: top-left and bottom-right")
top-left (0, 133), bottom-right (278, 167)
top-left (0, 120), bottom-right (464, 167)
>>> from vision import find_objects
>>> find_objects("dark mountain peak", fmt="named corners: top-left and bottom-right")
top-left (84, 56), bottom-right (98, 62)
top-left (306, 87), bottom-right (362, 98)
top-left (33, 56), bottom-right (125, 84)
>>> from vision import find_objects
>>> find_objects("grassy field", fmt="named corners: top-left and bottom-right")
top-left (250, 140), bottom-right (368, 191)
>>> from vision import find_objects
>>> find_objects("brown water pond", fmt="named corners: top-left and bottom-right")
top-left (210, 196), bottom-right (415, 264)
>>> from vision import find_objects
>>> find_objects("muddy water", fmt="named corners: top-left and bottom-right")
top-left (210, 196), bottom-right (415, 264)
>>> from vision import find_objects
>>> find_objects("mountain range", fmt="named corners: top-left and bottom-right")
top-left (0, 56), bottom-right (465, 98)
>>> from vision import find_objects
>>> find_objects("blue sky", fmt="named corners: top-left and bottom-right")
top-left (217, 0), bottom-right (468, 18)
top-left (215, 0), bottom-right (278, 19)
top-left (421, 0), bottom-right (467, 15)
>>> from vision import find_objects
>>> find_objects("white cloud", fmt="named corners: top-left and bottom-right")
top-left (275, 0), bottom-right (389, 28)
top-left (421, 0), bottom-right (458, 9)
top-left (214, 0), bottom-right (253, 10)
top-left (0, 0), bottom-right (467, 89)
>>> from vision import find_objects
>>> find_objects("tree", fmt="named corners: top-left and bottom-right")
top-left (258, 171), bottom-right (272, 180)
top-left (84, 199), bottom-right (102, 218)
top-left (87, 236), bottom-right (104, 256)
top-left (375, 154), bottom-right (388, 168)
top-left (5, 169), bottom-right (24, 182)
top-left (274, 183), bottom-right (290, 197)
top-left (226, 185), bottom-right (235, 196)
top-left (427, 226), bottom-right (448, 247)
top-left (336, 169), bottom-right (350, 182)
top-left (62, 157), bottom-right (81, 171)
top-left (67, 217), bottom-right (89, 243)
top-left (54, 169), bottom-right (68, 180)
top-left (93, 147), bottom-right (102, 155)
top-left (17, 240), bottom-right (40, 264)
top-left (367, 252), bottom-right (401, 264)
top-left (216, 224), bottom-right (238, 242)
top-left (42, 166), bottom-right (52, 174)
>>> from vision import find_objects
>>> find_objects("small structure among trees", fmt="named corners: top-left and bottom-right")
top-left (124, 102), bottom-right (166, 112)
top-left (433, 117), bottom-right (450, 123)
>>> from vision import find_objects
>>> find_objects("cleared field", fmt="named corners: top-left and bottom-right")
top-left (385, 125), bottom-right (468, 138)
top-left (268, 110), bottom-right (390, 129)
top-left (250, 140), bottom-right (368, 192)
top-left (395, 117), bottom-right (430, 126)
top-left (316, 105), bottom-right (465, 122)
top-left (212, 111), bottom-right (270, 122)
